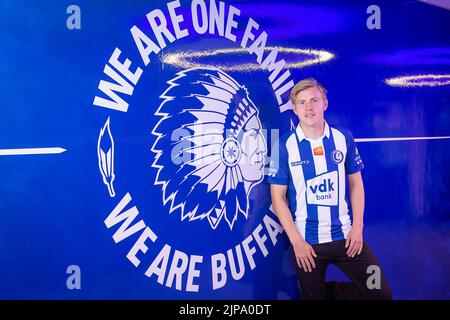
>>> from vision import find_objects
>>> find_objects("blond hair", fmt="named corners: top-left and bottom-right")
top-left (290, 78), bottom-right (328, 105)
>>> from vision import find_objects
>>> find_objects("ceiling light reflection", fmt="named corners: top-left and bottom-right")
top-left (385, 74), bottom-right (450, 87)
top-left (162, 47), bottom-right (334, 72)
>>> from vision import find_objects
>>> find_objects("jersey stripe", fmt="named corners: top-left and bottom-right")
top-left (331, 128), bottom-right (352, 237)
top-left (309, 139), bottom-right (332, 244)
top-left (286, 133), bottom-right (305, 236)
top-left (295, 133), bottom-right (318, 244)
top-left (324, 130), bottom-right (345, 241)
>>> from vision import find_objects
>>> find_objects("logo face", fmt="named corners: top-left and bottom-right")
top-left (151, 68), bottom-right (267, 230)
top-left (331, 149), bottom-right (344, 164)
top-left (313, 146), bottom-right (324, 156)
top-left (306, 171), bottom-right (338, 206)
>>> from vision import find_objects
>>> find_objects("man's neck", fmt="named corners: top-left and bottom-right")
top-left (300, 121), bottom-right (325, 140)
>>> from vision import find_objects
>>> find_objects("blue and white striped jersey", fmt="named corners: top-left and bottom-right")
top-left (268, 121), bottom-right (364, 245)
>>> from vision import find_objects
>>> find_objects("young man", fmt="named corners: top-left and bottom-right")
top-left (268, 78), bottom-right (392, 300)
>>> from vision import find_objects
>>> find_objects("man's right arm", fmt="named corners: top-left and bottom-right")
top-left (270, 184), bottom-right (304, 247)
top-left (270, 184), bottom-right (317, 272)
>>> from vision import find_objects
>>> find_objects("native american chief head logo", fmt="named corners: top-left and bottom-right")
top-left (151, 68), bottom-right (267, 230)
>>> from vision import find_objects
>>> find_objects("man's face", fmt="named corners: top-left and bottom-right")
top-left (293, 86), bottom-right (327, 128)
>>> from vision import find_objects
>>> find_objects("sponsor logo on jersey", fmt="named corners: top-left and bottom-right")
top-left (306, 171), bottom-right (338, 206)
top-left (313, 146), bottom-right (324, 156)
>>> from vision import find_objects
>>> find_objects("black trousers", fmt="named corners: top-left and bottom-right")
top-left (294, 240), bottom-right (392, 300)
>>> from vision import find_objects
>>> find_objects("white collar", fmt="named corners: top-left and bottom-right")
top-left (295, 121), bottom-right (330, 142)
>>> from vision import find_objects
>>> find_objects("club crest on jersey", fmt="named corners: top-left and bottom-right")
top-left (331, 149), bottom-right (344, 164)
top-left (151, 68), bottom-right (267, 230)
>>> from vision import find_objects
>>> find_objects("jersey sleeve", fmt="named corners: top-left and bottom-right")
top-left (267, 135), bottom-right (289, 185)
top-left (345, 129), bottom-right (364, 174)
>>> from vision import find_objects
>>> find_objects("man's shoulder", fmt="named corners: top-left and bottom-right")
top-left (278, 129), bottom-right (297, 146)
top-left (329, 124), bottom-right (354, 140)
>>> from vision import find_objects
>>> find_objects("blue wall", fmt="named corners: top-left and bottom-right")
top-left (0, 0), bottom-right (449, 299)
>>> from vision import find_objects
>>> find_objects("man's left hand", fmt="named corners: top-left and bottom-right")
top-left (345, 225), bottom-right (363, 258)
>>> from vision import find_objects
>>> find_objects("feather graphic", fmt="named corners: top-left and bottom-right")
top-left (97, 117), bottom-right (116, 197)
